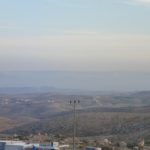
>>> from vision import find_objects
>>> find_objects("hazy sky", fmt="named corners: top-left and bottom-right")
top-left (0, 0), bottom-right (150, 72)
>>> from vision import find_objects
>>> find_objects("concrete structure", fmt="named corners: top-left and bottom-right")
top-left (86, 147), bottom-right (102, 150)
top-left (39, 142), bottom-right (59, 150)
top-left (0, 141), bottom-right (59, 150)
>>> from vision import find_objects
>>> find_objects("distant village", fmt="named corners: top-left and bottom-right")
top-left (0, 134), bottom-right (149, 150)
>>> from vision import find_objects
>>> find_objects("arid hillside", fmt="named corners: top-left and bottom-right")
top-left (0, 90), bottom-right (150, 143)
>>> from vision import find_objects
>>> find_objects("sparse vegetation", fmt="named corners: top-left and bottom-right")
top-left (0, 91), bottom-right (150, 148)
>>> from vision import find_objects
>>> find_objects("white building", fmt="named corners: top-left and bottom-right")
top-left (0, 141), bottom-right (59, 150)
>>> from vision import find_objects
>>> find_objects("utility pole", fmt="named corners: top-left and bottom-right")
top-left (70, 99), bottom-right (80, 150)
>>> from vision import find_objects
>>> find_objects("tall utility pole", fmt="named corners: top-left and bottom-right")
top-left (70, 99), bottom-right (80, 150)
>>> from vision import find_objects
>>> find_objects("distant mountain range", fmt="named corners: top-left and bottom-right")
top-left (0, 87), bottom-right (58, 94)
top-left (0, 70), bottom-right (150, 91)
top-left (0, 86), bottom-right (123, 96)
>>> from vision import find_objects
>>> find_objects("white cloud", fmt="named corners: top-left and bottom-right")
top-left (135, 0), bottom-right (150, 3)
top-left (121, 0), bottom-right (150, 5)
top-left (126, 0), bottom-right (150, 5)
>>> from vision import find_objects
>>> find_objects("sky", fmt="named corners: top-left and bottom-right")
top-left (0, 0), bottom-right (150, 72)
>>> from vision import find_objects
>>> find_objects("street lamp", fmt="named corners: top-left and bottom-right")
top-left (70, 99), bottom-right (80, 150)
